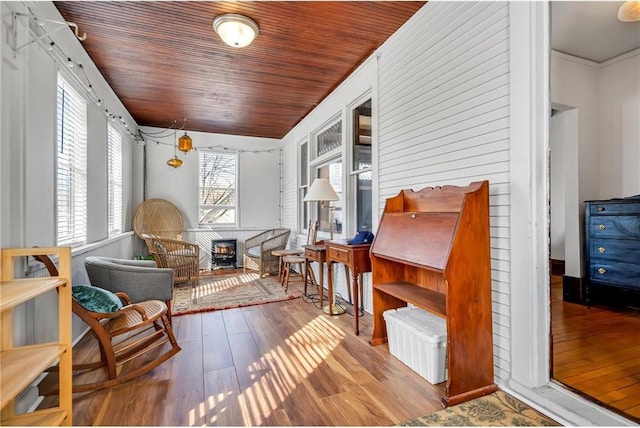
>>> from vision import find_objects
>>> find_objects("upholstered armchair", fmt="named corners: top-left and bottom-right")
top-left (243, 228), bottom-right (291, 277)
top-left (84, 256), bottom-right (175, 322)
top-left (142, 235), bottom-right (200, 287)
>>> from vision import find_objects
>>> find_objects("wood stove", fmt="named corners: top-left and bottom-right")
top-left (211, 239), bottom-right (237, 269)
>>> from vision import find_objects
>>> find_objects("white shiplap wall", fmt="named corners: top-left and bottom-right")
top-left (377, 2), bottom-right (511, 382)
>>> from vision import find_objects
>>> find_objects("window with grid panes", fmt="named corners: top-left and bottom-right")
top-left (56, 74), bottom-right (87, 246)
top-left (199, 152), bottom-right (237, 226)
top-left (107, 124), bottom-right (123, 235)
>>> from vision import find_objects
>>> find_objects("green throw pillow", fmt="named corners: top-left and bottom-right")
top-left (72, 284), bottom-right (123, 314)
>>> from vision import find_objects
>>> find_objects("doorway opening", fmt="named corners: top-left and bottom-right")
top-left (549, 107), bottom-right (640, 423)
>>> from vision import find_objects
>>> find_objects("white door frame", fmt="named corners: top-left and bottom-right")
top-left (506, 2), bottom-right (634, 425)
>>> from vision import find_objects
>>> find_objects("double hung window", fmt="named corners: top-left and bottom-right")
top-left (199, 152), bottom-right (237, 226)
top-left (56, 75), bottom-right (87, 246)
top-left (298, 141), bottom-right (309, 231)
top-left (351, 99), bottom-right (372, 231)
top-left (310, 119), bottom-right (343, 236)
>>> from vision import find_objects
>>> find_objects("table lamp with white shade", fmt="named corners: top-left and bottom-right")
top-left (303, 178), bottom-right (340, 240)
top-left (303, 178), bottom-right (345, 315)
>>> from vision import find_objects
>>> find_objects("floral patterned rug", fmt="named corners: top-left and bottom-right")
top-left (399, 390), bottom-right (560, 426)
top-left (172, 271), bottom-right (300, 316)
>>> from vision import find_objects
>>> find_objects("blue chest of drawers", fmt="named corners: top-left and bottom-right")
top-left (585, 196), bottom-right (640, 303)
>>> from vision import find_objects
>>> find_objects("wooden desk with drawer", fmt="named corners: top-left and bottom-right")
top-left (325, 240), bottom-right (372, 335)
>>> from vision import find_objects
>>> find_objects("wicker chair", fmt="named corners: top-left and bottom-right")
top-left (134, 198), bottom-right (200, 286)
top-left (143, 235), bottom-right (200, 287)
top-left (133, 198), bottom-right (184, 239)
top-left (243, 228), bottom-right (291, 277)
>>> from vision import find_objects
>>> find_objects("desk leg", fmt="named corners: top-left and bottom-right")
top-left (353, 272), bottom-right (360, 335)
top-left (327, 261), bottom-right (334, 316)
top-left (344, 266), bottom-right (352, 304)
top-left (319, 261), bottom-right (324, 310)
top-left (304, 258), bottom-right (310, 297)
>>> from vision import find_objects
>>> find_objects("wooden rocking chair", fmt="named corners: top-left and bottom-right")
top-left (33, 254), bottom-right (181, 393)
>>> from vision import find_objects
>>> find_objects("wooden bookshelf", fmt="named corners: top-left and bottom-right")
top-left (1, 247), bottom-right (72, 426)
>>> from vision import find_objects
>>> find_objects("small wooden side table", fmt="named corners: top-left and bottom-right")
top-left (325, 239), bottom-right (372, 335)
top-left (302, 243), bottom-right (326, 304)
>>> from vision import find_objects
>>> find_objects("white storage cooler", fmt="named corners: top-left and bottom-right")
top-left (383, 306), bottom-right (447, 384)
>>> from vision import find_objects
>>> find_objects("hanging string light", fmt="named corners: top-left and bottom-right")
top-left (138, 122), bottom-right (281, 159)
top-left (136, 119), bottom-right (192, 168)
top-left (17, 6), bottom-right (137, 140)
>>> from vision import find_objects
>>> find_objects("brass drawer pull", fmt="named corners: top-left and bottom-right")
top-left (597, 267), bottom-right (607, 275)
top-left (597, 224), bottom-right (606, 230)
top-left (597, 206), bottom-right (605, 212)
top-left (598, 246), bottom-right (606, 253)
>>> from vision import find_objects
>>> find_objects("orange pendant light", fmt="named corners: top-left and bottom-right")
top-left (178, 132), bottom-right (193, 153)
top-left (167, 155), bottom-right (183, 168)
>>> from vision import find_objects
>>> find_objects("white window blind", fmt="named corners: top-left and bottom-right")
top-left (298, 141), bottom-right (309, 231)
top-left (107, 124), bottom-right (123, 235)
top-left (198, 152), bottom-right (237, 226)
top-left (56, 75), bottom-right (87, 246)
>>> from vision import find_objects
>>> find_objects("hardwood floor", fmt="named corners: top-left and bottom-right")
top-left (551, 276), bottom-right (640, 422)
top-left (40, 278), bottom-right (446, 426)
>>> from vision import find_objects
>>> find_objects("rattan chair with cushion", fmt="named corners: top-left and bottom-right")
top-left (143, 235), bottom-right (200, 287)
top-left (243, 228), bottom-right (291, 277)
top-left (134, 198), bottom-right (200, 286)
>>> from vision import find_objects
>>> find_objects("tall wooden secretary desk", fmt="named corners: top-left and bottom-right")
top-left (370, 181), bottom-right (496, 406)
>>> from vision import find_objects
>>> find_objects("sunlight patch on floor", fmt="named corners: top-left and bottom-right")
top-left (192, 272), bottom-right (260, 299)
top-left (203, 314), bottom-right (347, 426)
top-left (188, 401), bottom-right (207, 426)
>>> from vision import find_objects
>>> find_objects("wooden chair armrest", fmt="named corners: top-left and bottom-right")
top-left (115, 292), bottom-right (132, 305)
top-left (88, 310), bottom-right (126, 320)
top-left (121, 304), bottom-right (149, 321)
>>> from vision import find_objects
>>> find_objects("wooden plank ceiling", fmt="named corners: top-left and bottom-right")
top-left (54, 1), bottom-right (426, 139)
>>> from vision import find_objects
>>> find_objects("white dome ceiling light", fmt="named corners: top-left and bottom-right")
top-left (618, 1), bottom-right (640, 22)
top-left (213, 14), bottom-right (259, 48)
